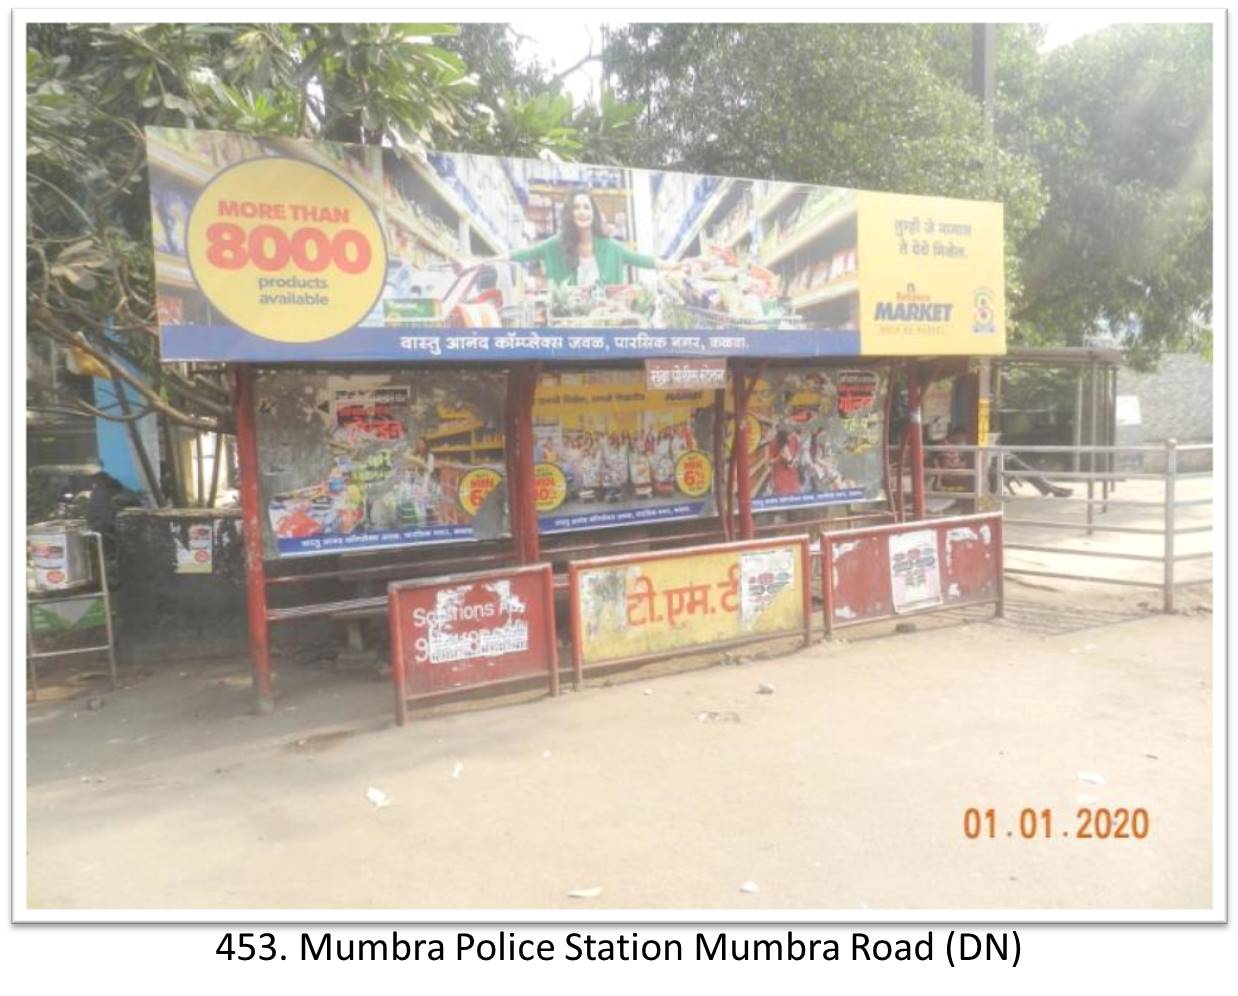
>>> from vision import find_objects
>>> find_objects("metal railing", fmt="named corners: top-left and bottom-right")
top-left (26, 530), bottom-right (118, 698)
top-left (917, 440), bottom-right (1212, 612)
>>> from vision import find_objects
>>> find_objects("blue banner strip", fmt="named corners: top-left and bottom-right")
top-left (752, 488), bottom-right (868, 511)
top-left (276, 524), bottom-right (479, 557)
top-left (161, 325), bottom-right (861, 362)
top-left (539, 501), bottom-right (708, 534)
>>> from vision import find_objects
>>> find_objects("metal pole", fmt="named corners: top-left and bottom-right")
top-left (1086, 362), bottom-right (1096, 535)
top-left (712, 388), bottom-right (728, 541)
top-left (907, 362), bottom-right (926, 520)
top-left (1073, 369), bottom-right (1084, 474)
top-left (91, 531), bottom-right (118, 690)
top-left (27, 612), bottom-right (39, 700)
top-left (973, 443), bottom-right (984, 513)
top-left (1163, 438), bottom-right (1177, 613)
top-left (994, 512), bottom-right (1006, 619)
top-left (232, 365), bottom-right (274, 715)
top-left (996, 448), bottom-right (1006, 512)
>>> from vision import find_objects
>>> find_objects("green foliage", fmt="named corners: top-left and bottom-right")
top-left (1014, 24), bottom-right (1213, 363)
top-left (603, 23), bottom-right (1048, 338)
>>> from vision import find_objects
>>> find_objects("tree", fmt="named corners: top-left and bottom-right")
top-left (27, 23), bottom-right (643, 469)
top-left (27, 23), bottom-right (482, 456)
top-left (1013, 24), bottom-right (1212, 363)
top-left (601, 23), bottom-right (1048, 336)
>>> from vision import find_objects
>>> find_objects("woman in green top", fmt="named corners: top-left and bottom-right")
top-left (505, 188), bottom-right (677, 286)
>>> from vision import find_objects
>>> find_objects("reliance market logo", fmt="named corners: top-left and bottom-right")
top-left (873, 284), bottom-right (954, 323)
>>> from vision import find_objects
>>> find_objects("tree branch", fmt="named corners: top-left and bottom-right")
top-left (32, 307), bottom-right (230, 431)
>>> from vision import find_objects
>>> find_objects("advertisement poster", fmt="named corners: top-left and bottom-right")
top-left (738, 366), bottom-right (888, 513)
top-left (174, 522), bottom-right (215, 574)
top-left (255, 370), bottom-right (507, 557)
top-left (146, 127), bottom-right (1004, 363)
top-left (389, 567), bottom-right (555, 697)
top-left (531, 369), bottom-right (717, 533)
top-left (574, 542), bottom-right (806, 665)
top-left (888, 528), bottom-right (943, 612)
top-left (856, 190), bottom-right (1006, 356)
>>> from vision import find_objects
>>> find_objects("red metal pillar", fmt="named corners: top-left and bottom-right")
top-left (232, 364), bottom-right (274, 714)
top-left (732, 362), bottom-right (754, 540)
top-left (907, 360), bottom-right (927, 521)
top-left (507, 364), bottom-right (541, 565)
top-left (713, 387), bottom-right (730, 541)
top-left (520, 364), bottom-right (541, 564)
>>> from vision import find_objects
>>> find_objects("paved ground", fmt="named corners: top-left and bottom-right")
top-left (24, 574), bottom-right (1213, 912)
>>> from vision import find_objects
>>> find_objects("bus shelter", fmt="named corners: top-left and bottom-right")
top-left (146, 128), bottom-right (1008, 716)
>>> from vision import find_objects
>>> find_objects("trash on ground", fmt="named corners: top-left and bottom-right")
top-left (1078, 772), bottom-right (1105, 785)
top-left (895, 622), bottom-right (916, 634)
top-left (756, 682), bottom-right (775, 695)
top-left (365, 786), bottom-right (391, 809)
top-left (542, 750), bottom-right (552, 759)
top-left (567, 886), bottom-right (602, 899)
top-left (696, 711), bottom-right (741, 723)
top-left (739, 880), bottom-right (759, 894)
top-left (643, 688), bottom-right (653, 696)
top-left (86, 697), bottom-right (103, 711)
top-left (1144, 753), bottom-right (1160, 760)
top-left (451, 761), bottom-right (464, 779)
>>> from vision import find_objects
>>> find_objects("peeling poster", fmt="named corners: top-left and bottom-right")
top-left (888, 528), bottom-right (942, 613)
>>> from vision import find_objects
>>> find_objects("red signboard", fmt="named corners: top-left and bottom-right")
top-left (822, 512), bottom-right (1004, 631)
top-left (388, 563), bottom-right (557, 724)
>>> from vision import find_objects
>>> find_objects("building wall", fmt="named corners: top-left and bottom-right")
top-left (114, 509), bottom-right (333, 666)
top-left (1115, 353), bottom-right (1213, 471)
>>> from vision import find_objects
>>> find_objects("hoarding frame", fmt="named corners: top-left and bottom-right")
top-left (387, 562), bottom-right (558, 726)
top-left (566, 534), bottom-right (814, 686)
top-left (821, 511), bottom-right (1005, 633)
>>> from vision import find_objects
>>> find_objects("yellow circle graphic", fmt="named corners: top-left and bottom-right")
top-left (458, 468), bottom-right (503, 517)
top-left (534, 463), bottom-right (567, 512)
top-left (186, 157), bottom-right (387, 343)
top-left (674, 450), bottom-right (713, 497)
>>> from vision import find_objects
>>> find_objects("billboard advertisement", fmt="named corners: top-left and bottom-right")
top-left (736, 366), bottom-right (890, 512)
top-left (146, 127), bottom-right (1005, 362)
top-left (531, 369), bottom-right (718, 533)
top-left (254, 369), bottom-right (507, 557)
top-left (570, 538), bottom-right (811, 668)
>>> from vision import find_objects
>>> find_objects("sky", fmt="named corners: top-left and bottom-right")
top-left (510, 18), bottom-right (1125, 105)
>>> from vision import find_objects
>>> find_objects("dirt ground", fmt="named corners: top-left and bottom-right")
top-left (24, 571), bottom-right (1213, 912)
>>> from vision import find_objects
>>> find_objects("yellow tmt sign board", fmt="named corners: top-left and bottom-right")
top-left (857, 191), bottom-right (1005, 356)
top-left (570, 538), bottom-right (811, 668)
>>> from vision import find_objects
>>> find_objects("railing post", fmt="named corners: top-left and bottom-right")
top-left (973, 445), bottom-right (984, 513)
top-left (1163, 438), bottom-right (1177, 613)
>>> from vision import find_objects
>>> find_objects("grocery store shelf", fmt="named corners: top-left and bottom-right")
top-left (721, 217), bottom-right (756, 250)
top-left (146, 145), bottom-right (216, 186)
top-left (761, 200), bottom-right (858, 268)
top-left (154, 251), bottom-right (196, 288)
top-left (756, 184), bottom-right (800, 221)
top-left (670, 178), bottom-right (734, 260)
top-left (794, 277), bottom-right (859, 310)
top-left (386, 205), bottom-right (462, 261)
top-left (417, 162), bottom-right (503, 254)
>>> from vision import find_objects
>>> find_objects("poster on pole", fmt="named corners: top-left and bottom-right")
top-left (146, 127), bottom-right (1005, 363)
